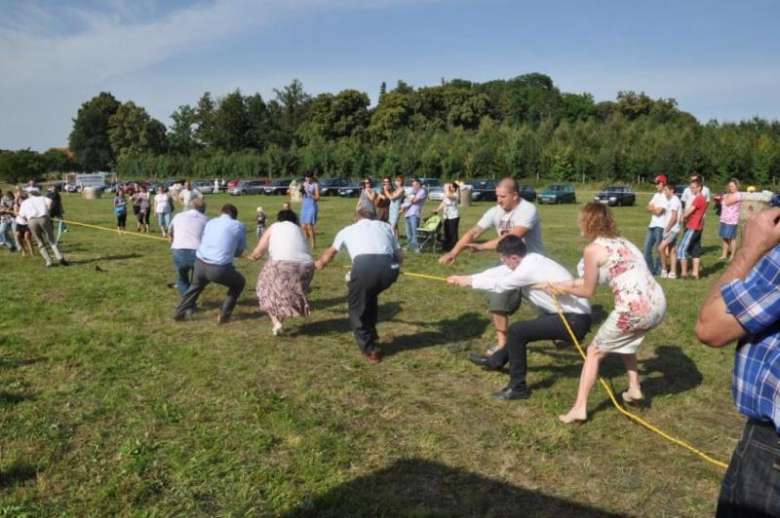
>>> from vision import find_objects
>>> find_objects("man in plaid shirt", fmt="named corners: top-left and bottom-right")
top-left (697, 207), bottom-right (780, 518)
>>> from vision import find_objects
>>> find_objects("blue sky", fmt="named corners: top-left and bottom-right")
top-left (2, 0), bottom-right (779, 151)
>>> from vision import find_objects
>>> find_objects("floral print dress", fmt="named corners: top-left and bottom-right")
top-left (590, 236), bottom-right (667, 354)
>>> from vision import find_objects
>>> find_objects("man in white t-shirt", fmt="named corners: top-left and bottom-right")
top-left (315, 208), bottom-right (404, 364)
top-left (18, 191), bottom-right (68, 267)
top-left (643, 174), bottom-right (669, 275)
top-left (168, 198), bottom-right (208, 296)
top-left (447, 235), bottom-right (591, 400)
top-left (179, 181), bottom-right (202, 210)
top-left (659, 182), bottom-right (682, 278)
top-left (438, 177), bottom-right (545, 357)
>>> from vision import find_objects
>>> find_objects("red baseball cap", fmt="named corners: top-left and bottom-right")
top-left (654, 175), bottom-right (668, 183)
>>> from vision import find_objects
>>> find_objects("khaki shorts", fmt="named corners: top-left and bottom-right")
top-left (487, 289), bottom-right (522, 314)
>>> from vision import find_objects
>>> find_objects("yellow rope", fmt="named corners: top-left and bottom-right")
top-left (549, 296), bottom-right (728, 469)
top-left (43, 215), bottom-right (728, 469)
top-left (56, 218), bottom-right (170, 242)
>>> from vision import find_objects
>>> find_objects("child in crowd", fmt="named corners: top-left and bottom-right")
top-left (256, 206), bottom-right (267, 240)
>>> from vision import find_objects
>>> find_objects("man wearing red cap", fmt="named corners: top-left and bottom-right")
top-left (643, 174), bottom-right (669, 275)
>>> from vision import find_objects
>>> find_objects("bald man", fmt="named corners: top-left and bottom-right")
top-left (439, 177), bottom-right (545, 357)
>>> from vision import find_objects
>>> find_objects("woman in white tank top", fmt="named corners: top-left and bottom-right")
top-left (248, 209), bottom-right (315, 336)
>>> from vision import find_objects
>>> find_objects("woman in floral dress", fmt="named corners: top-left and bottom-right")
top-left (546, 202), bottom-right (666, 423)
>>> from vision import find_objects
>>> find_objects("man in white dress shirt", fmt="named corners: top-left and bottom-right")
top-left (439, 177), bottom-right (545, 361)
top-left (315, 208), bottom-right (404, 364)
top-left (448, 235), bottom-right (591, 400)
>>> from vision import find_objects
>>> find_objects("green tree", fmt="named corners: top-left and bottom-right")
top-left (69, 92), bottom-right (121, 171)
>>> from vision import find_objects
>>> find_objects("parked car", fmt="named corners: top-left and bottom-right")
top-left (263, 179), bottom-right (292, 195)
top-left (518, 185), bottom-right (537, 202)
top-left (467, 179), bottom-right (497, 201)
top-left (229, 180), bottom-right (266, 196)
top-left (772, 192), bottom-right (780, 207)
top-left (64, 183), bottom-right (80, 193)
top-left (428, 187), bottom-right (445, 201)
top-left (539, 183), bottom-right (577, 204)
top-left (594, 186), bottom-right (636, 206)
top-left (320, 178), bottom-right (351, 196)
top-left (194, 181), bottom-right (214, 194)
top-left (337, 182), bottom-right (363, 197)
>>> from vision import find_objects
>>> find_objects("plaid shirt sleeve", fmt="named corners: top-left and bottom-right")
top-left (721, 244), bottom-right (780, 431)
top-left (721, 246), bottom-right (780, 336)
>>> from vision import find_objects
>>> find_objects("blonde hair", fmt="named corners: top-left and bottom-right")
top-left (579, 202), bottom-right (620, 239)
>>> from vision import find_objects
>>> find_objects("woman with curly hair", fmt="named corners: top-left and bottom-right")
top-left (545, 202), bottom-right (666, 424)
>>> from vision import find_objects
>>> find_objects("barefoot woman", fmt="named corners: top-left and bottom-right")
top-left (546, 203), bottom-right (666, 423)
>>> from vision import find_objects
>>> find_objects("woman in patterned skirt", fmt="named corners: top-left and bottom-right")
top-left (249, 209), bottom-right (315, 336)
top-left (545, 203), bottom-right (667, 424)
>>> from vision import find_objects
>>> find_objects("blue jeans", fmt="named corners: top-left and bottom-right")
top-left (717, 419), bottom-right (780, 517)
top-left (172, 249), bottom-right (197, 296)
top-left (405, 215), bottom-right (420, 251)
top-left (643, 226), bottom-right (664, 274)
top-left (157, 212), bottom-right (171, 229)
top-left (0, 219), bottom-right (14, 249)
top-left (54, 219), bottom-right (66, 246)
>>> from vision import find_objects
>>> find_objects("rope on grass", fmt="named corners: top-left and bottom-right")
top-left (548, 295), bottom-right (728, 470)
top-left (47, 216), bottom-right (728, 469)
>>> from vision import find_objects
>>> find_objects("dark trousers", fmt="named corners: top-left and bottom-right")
top-left (348, 255), bottom-right (399, 354)
top-left (489, 312), bottom-right (592, 391)
top-left (173, 259), bottom-right (245, 319)
top-left (442, 217), bottom-right (459, 252)
top-left (717, 418), bottom-right (780, 518)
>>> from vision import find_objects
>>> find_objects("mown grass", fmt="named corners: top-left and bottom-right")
top-left (0, 190), bottom-right (741, 516)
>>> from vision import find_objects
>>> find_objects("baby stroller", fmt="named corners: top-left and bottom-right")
top-left (416, 214), bottom-right (443, 253)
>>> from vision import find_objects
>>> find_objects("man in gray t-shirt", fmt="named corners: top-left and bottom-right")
top-left (439, 177), bottom-right (545, 357)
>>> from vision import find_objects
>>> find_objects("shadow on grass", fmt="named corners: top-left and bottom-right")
top-left (285, 458), bottom-right (626, 517)
top-left (697, 260), bottom-right (726, 280)
top-left (0, 357), bottom-right (47, 369)
top-left (0, 391), bottom-right (33, 404)
top-left (533, 344), bottom-right (702, 417)
top-left (296, 303), bottom-right (404, 337)
top-left (71, 253), bottom-right (142, 265)
top-left (0, 462), bottom-right (38, 488)
top-left (384, 312), bottom-right (489, 357)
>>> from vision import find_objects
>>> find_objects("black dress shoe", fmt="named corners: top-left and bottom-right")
top-left (468, 353), bottom-right (500, 371)
top-left (491, 386), bottom-right (532, 401)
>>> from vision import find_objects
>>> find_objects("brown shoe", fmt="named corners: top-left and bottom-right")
top-left (365, 350), bottom-right (382, 364)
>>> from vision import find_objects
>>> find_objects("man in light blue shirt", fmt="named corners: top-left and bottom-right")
top-left (173, 204), bottom-right (246, 324)
top-left (402, 178), bottom-right (427, 252)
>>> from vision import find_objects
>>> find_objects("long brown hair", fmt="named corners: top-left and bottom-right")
top-left (579, 202), bottom-right (620, 239)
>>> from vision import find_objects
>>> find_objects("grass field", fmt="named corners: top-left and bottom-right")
top-left (0, 190), bottom-right (742, 516)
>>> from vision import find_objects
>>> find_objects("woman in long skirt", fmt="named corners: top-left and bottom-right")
top-left (249, 209), bottom-right (315, 336)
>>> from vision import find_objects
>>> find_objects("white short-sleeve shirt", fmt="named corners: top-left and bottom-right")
top-left (476, 201), bottom-right (545, 255)
top-left (663, 195), bottom-right (683, 233)
top-left (332, 219), bottom-right (399, 261)
top-left (268, 221), bottom-right (312, 263)
top-left (648, 192), bottom-right (668, 228)
top-left (471, 253), bottom-right (590, 315)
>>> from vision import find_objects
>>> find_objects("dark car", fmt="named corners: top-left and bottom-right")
top-left (338, 181), bottom-right (363, 197)
top-left (467, 179), bottom-right (497, 201)
top-left (539, 183), bottom-right (577, 204)
top-left (320, 178), bottom-right (351, 196)
top-left (263, 179), bottom-right (292, 195)
top-left (772, 192), bottom-right (780, 207)
top-left (594, 186), bottom-right (636, 206)
top-left (518, 185), bottom-right (537, 202)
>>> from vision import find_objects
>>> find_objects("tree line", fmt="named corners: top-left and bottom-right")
top-left (2, 73), bottom-right (780, 187)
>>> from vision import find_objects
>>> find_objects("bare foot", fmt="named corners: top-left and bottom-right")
top-left (621, 390), bottom-right (644, 404)
top-left (558, 408), bottom-right (587, 424)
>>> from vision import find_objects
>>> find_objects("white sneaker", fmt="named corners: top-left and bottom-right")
top-left (668, 272), bottom-right (677, 279)
top-left (661, 271), bottom-right (668, 278)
